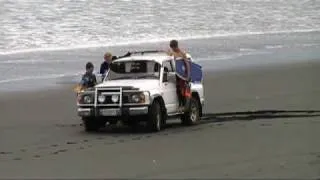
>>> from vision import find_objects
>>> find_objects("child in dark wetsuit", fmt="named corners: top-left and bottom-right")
top-left (80, 62), bottom-right (97, 89)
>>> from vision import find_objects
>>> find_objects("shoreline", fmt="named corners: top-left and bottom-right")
top-left (0, 30), bottom-right (320, 93)
top-left (0, 58), bottom-right (319, 96)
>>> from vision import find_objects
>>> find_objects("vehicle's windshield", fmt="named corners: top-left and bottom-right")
top-left (106, 60), bottom-right (161, 81)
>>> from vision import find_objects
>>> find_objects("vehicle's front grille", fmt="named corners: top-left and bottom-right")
top-left (96, 87), bottom-right (122, 106)
top-left (122, 94), bottom-right (129, 104)
top-left (94, 87), bottom-right (141, 106)
top-left (98, 96), bottom-right (113, 104)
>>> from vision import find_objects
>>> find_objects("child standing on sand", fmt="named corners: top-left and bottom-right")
top-left (80, 62), bottom-right (97, 89)
top-left (74, 62), bottom-right (97, 93)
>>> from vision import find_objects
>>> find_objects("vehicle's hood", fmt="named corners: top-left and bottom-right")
top-left (95, 79), bottom-right (159, 91)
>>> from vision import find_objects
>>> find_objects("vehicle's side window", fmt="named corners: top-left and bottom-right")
top-left (163, 60), bottom-right (174, 72)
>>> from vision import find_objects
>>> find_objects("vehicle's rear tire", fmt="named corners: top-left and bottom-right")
top-left (82, 117), bottom-right (102, 132)
top-left (147, 100), bottom-right (163, 132)
top-left (181, 97), bottom-right (200, 126)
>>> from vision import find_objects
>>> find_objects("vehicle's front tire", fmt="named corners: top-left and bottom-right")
top-left (82, 117), bottom-right (102, 132)
top-left (181, 97), bottom-right (201, 126)
top-left (147, 100), bottom-right (163, 132)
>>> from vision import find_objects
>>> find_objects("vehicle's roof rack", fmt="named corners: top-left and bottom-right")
top-left (129, 50), bottom-right (167, 55)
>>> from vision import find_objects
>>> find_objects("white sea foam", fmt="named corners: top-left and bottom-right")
top-left (239, 48), bottom-right (257, 52)
top-left (197, 50), bottom-right (271, 63)
top-left (265, 43), bottom-right (320, 50)
top-left (1, 0), bottom-right (319, 56)
top-left (0, 73), bottom-right (81, 84)
top-left (0, 59), bottom-right (48, 64)
top-left (0, 58), bottom-right (81, 64)
top-left (298, 43), bottom-right (320, 47)
top-left (0, 29), bottom-right (319, 56)
top-left (265, 45), bottom-right (286, 49)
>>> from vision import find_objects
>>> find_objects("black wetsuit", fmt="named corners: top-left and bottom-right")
top-left (80, 72), bottom-right (97, 88)
top-left (100, 61), bottom-right (109, 75)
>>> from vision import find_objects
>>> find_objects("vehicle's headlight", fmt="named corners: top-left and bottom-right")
top-left (131, 94), bottom-right (141, 103)
top-left (83, 95), bottom-right (93, 104)
top-left (98, 94), bottom-right (106, 103)
top-left (111, 94), bottom-right (119, 103)
top-left (130, 92), bottom-right (150, 104)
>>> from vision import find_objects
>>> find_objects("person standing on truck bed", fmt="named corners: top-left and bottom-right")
top-left (167, 40), bottom-right (191, 112)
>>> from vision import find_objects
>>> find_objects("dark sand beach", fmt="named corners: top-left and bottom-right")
top-left (1, 0), bottom-right (320, 178)
top-left (0, 59), bottom-right (319, 178)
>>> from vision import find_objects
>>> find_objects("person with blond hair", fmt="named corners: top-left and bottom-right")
top-left (100, 52), bottom-right (113, 76)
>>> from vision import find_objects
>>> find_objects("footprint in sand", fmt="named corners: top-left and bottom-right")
top-left (52, 149), bottom-right (68, 155)
top-left (66, 141), bottom-right (77, 145)
top-left (119, 139), bottom-right (128, 143)
top-left (132, 137), bottom-right (141, 140)
top-left (191, 127), bottom-right (202, 131)
top-left (0, 151), bottom-right (13, 155)
top-left (104, 142), bottom-right (116, 145)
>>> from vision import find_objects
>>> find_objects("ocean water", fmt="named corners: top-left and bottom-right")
top-left (1, 0), bottom-right (319, 54)
top-left (0, 0), bottom-right (320, 91)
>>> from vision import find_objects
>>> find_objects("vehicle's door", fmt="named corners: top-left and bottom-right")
top-left (161, 60), bottom-right (179, 114)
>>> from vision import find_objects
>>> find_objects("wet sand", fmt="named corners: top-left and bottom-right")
top-left (0, 60), bottom-right (319, 178)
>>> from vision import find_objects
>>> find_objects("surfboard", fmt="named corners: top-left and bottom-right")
top-left (175, 59), bottom-right (203, 82)
top-left (73, 84), bottom-right (85, 93)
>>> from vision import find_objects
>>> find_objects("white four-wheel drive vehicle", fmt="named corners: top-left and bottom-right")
top-left (76, 51), bottom-right (205, 132)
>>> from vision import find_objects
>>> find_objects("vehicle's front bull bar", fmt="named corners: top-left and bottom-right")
top-left (78, 106), bottom-right (148, 117)
top-left (94, 87), bottom-right (123, 108)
